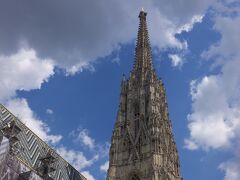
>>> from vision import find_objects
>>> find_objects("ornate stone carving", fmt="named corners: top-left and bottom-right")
top-left (107, 10), bottom-right (182, 180)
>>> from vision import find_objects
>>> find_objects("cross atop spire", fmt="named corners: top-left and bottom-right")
top-left (132, 10), bottom-right (156, 83)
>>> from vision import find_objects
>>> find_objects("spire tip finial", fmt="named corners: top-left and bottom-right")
top-left (139, 8), bottom-right (147, 18)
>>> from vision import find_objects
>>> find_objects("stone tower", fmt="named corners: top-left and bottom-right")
top-left (107, 10), bottom-right (182, 180)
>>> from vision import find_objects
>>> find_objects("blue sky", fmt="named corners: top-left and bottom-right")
top-left (0, 0), bottom-right (240, 180)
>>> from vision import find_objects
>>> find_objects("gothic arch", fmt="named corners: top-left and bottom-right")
top-left (131, 174), bottom-right (140, 180)
top-left (133, 101), bottom-right (140, 117)
top-left (128, 170), bottom-right (142, 180)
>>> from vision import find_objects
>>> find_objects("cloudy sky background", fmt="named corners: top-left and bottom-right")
top-left (0, 0), bottom-right (240, 179)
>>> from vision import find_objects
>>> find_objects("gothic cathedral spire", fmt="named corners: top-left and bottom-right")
top-left (133, 10), bottom-right (156, 85)
top-left (134, 11), bottom-right (153, 72)
top-left (107, 10), bottom-right (182, 180)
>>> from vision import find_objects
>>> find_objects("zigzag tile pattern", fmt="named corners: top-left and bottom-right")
top-left (0, 104), bottom-right (86, 180)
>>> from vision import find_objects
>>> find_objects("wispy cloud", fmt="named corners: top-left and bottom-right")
top-left (168, 54), bottom-right (184, 67)
top-left (81, 171), bottom-right (95, 180)
top-left (57, 146), bottom-right (98, 171)
top-left (100, 161), bottom-right (109, 173)
top-left (70, 128), bottom-right (110, 156)
top-left (46, 108), bottom-right (54, 115)
top-left (69, 127), bottom-right (110, 179)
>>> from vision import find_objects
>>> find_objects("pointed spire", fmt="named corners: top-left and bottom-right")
top-left (120, 73), bottom-right (127, 94)
top-left (132, 10), bottom-right (156, 83)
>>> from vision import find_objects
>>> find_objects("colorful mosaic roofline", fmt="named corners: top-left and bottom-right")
top-left (0, 104), bottom-right (86, 180)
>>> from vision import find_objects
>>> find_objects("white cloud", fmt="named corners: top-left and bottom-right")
top-left (0, 48), bottom-right (61, 145)
top-left (0, 0), bottom-right (216, 74)
top-left (78, 129), bottom-right (95, 150)
top-left (177, 15), bottom-right (203, 33)
top-left (168, 54), bottom-right (183, 67)
top-left (219, 160), bottom-right (240, 180)
top-left (97, 142), bottom-right (110, 158)
top-left (57, 146), bottom-right (98, 171)
top-left (2, 1), bottom-right (237, 179)
top-left (202, 16), bottom-right (240, 64)
top-left (68, 128), bottom-right (109, 178)
top-left (71, 128), bottom-right (96, 150)
top-left (71, 128), bottom-right (110, 158)
top-left (185, 62), bottom-right (240, 150)
top-left (0, 48), bottom-right (54, 101)
top-left (81, 171), bottom-right (95, 180)
top-left (186, 2), bottom-right (240, 151)
top-left (111, 56), bottom-right (120, 65)
top-left (100, 161), bottom-right (109, 173)
top-left (186, 3), bottom-right (240, 178)
top-left (46, 108), bottom-right (54, 115)
top-left (146, 9), bottom-right (187, 51)
top-left (5, 98), bottom-right (62, 144)
top-left (184, 139), bottom-right (198, 150)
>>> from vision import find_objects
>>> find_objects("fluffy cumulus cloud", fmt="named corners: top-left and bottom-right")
top-left (202, 16), bottom-right (240, 64)
top-left (186, 0), bottom-right (240, 150)
top-left (0, 48), bottom-right (54, 101)
top-left (186, 1), bottom-right (240, 178)
top-left (219, 160), bottom-right (240, 180)
top-left (0, 0), bottom-right (217, 74)
top-left (185, 70), bottom-right (240, 150)
top-left (0, 47), bottom-right (61, 145)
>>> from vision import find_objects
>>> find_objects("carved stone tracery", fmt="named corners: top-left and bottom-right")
top-left (107, 10), bottom-right (182, 180)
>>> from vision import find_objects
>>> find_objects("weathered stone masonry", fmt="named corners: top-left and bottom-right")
top-left (107, 10), bottom-right (182, 180)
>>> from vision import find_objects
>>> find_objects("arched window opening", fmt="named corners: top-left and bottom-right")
top-left (131, 174), bottom-right (140, 180)
top-left (134, 102), bottom-right (140, 117)
top-left (133, 102), bottom-right (140, 138)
